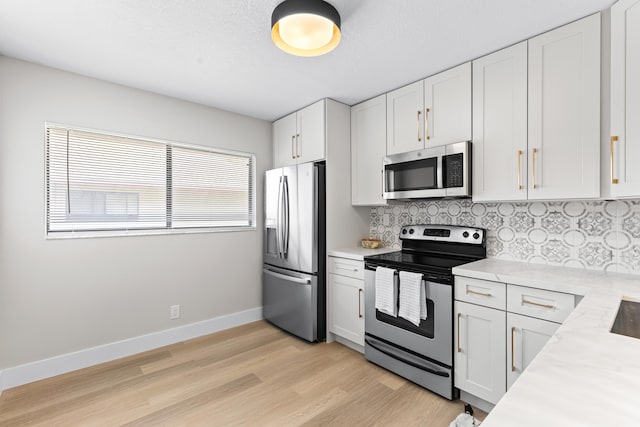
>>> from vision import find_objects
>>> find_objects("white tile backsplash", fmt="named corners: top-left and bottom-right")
top-left (369, 200), bottom-right (640, 274)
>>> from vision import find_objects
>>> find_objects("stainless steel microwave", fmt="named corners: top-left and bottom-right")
top-left (383, 141), bottom-right (471, 200)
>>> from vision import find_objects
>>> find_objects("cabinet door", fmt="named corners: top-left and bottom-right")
top-left (386, 80), bottom-right (424, 155)
top-left (424, 62), bottom-right (472, 147)
top-left (329, 273), bottom-right (364, 346)
top-left (351, 95), bottom-right (387, 206)
top-left (273, 112), bottom-right (297, 168)
top-left (528, 14), bottom-right (601, 200)
top-left (472, 42), bottom-right (528, 202)
top-left (454, 301), bottom-right (506, 405)
top-left (506, 313), bottom-right (560, 389)
top-left (611, 0), bottom-right (640, 197)
top-left (297, 100), bottom-right (326, 164)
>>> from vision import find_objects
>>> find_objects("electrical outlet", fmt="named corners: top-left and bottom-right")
top-left (383, 214), bottom-right (390, 226)
top-left (170, 304), bottom-right (180, 320)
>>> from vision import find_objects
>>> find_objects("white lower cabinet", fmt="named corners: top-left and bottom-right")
top-left (506, 313), bottom-right (560, 389)
top-left (454, 300), bottom-right (506, 405)
top-left (455, 276), bottom-right (575, 407)
top-left (328, 256), bottom-right (365, 347)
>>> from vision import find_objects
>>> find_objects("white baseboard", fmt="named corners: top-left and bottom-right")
top-left (334, 335), bottom-right (364, 354)
top-left (0, 307), bottom-right (262, 392)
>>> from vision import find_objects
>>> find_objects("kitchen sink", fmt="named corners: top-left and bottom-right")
top-left (610, 299), bottom-right (640, 339)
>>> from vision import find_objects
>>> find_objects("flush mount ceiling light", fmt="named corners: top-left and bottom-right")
top-left (271, 0), bottom-right (341, 57)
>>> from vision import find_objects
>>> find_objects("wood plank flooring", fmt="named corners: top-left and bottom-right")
top-left (0, 321), bottom-right (486, 426)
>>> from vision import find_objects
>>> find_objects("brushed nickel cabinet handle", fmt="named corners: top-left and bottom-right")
top-left (532, 148), bottom-right (538, 189)
top-left (291, 135), bottom-right (295, 159)
top-left (425, 108), bottom-right (430, 141)
top-left (296, 134), bottom-right (301, 158)
top-left (517, 150), bottom-right (523, 190)
top-left (358, 288), bottom-right (363, 318)
top-left (457, 313), bottom-right (462, 353)
top-left (466, 289), bottom-right (492, 297)
top-left (417, 110), bottom-right (422, 142)
top-left (522, 298), bottom-right (554, 309)
top-left (511, 326), bottom-right (516, 372)
top-left (611, 136), bottom-right (619, 184)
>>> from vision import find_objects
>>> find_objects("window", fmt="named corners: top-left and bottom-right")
top-left (46, 124), bottom-right (255, 236)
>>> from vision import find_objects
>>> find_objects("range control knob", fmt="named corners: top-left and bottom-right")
top-left (462, 231), bottom-right (470, 238)
top-left (402, 229), bottom-right (408, 234)
top-left (473, 232), bottom-right (480, 240)
top-left (409, 228), bottom-right (415, 235)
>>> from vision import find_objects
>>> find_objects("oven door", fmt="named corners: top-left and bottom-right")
top-left (364, 268), bottom-right (452, 366)
top-left (383, 147), bottom-right (446, 199)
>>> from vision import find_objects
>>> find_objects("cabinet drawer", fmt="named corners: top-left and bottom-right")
top-left (455, 276), bottom-right (506, 310)
top-left (328, 257), bottom-right (364, 280)
top-left (507, 285), bottom-right (575, 323)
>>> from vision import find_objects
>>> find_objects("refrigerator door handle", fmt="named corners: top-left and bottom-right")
top-left (263, 268), bottom-right (311, 284)
top-left (276, 176), bottom-right (283, 258)
top-left (283, 175), bottom-right (290, 257)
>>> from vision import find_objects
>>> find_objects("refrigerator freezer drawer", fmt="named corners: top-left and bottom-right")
top-left (263, 266), bottom-right (318, 342)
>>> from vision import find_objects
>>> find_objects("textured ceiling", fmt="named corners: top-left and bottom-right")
top-left (0, 0), bottom-right (615, 121)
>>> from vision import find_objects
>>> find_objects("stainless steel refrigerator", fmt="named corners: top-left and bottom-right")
top-left (262, 162), bottom-right (325, 342)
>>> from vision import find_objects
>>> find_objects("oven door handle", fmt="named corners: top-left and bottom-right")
top-left (365, 336), bottom-right (449, 378)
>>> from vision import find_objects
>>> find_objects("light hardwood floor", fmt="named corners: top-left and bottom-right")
top-left (0, 321), bottom-right (486, 426)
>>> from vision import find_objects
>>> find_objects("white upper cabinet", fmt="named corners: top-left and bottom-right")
top-left (528, 14), bottom-right (601, 200)
top-left (351, 94), bottom-right (387, 206)
top-left (273, 112), bottom-right (297, 168)
top-left (472, 42), bottom-right (528, 202)
top-left (424, 62), bottom-right (472, 147)
top-left (386, 64), bottom-right (472, 156)
top-left (386, 80), bottom-right (424, 155)
top-left (297, 100), bottom-right (326, 164)
top-left (611, 0), bottom-right (640, 197)
top-left (273, 99), bottom-right (326, 168)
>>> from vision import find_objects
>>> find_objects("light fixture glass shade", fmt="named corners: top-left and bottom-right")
top-left (271, 0), bottom-right (341, 57)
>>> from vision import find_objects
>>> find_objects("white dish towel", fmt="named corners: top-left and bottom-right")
top-left (399, 271), bottom-right (425, 326)
top-left (375, 266), bottom-right (397, 317)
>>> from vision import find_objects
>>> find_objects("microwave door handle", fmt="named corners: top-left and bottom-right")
top-left (437, 155), bottom-right (444, 190)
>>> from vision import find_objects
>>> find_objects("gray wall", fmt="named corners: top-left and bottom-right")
top-left (0, 56), bottom-right (272, 370)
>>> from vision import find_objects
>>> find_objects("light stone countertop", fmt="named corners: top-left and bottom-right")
top-left (452, 258), bottom-right (640, 427)
top-left (327, 246), bottom-right (398, 261)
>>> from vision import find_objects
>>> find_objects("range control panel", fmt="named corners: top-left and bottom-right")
top-left (400, 224), bottom-right (485, 245)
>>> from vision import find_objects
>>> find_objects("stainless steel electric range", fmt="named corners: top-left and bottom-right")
top-left (364, 224), bottom-right (486, 400)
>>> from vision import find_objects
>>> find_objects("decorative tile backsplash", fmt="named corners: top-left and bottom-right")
top-left (369, 200), bottom-right (640, 274)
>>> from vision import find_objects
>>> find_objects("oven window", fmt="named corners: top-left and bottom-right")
top-left (376, 299), bottom-right (435, 339)
top-left (385, 157), bottom-right (438, 192)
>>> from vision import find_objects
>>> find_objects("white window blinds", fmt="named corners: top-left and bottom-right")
top-left (46, 124), bottom-right (256, 236)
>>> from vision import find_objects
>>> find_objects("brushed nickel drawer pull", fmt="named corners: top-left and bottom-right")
top-left (522, 298), bottom-right (554, 309)
top-left (457, 313), bottom-right (462, 353)
top-left (358, 288), bottom-right (363, 318)
top-left (466, 289), bottom-right (492, 297)
top-left (511, 326), bottom-right (516, 372)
